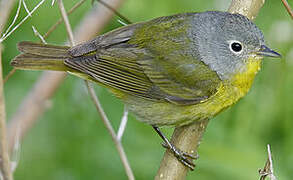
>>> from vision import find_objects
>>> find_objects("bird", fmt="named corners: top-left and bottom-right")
top-left (10, 11), bottom-right (281, 169)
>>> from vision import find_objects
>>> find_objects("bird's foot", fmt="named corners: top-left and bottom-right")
top-left (162, 142), bottom-right (198, 170)
top-left (152, 125), bottom-right (199, 170)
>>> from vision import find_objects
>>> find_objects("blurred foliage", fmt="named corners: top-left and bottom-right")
top-left (2, 0), bottom-right (293, 179)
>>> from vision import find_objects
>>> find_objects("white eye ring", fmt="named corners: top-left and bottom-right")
top-left (228, 40), bottom-right (243, 54)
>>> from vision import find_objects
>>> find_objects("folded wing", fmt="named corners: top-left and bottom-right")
top-left (65, 13), bottom-right (221, 105)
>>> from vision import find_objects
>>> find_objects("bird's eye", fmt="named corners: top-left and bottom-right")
top-left (229, 41), bottom-right (243, 54)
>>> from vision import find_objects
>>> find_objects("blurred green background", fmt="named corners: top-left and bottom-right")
top-left (2, 0), bottom-right (293, 179)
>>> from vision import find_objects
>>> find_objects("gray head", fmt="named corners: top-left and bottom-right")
top-left (188, 11), bottom-right (280, 80)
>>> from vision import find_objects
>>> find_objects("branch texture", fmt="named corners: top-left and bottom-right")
top-left (228, 0), bottom-right (265, 20)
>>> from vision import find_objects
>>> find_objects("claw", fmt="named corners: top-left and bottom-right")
top-left (183, 151), bottom-right (199, 160)
top-left (162, 142), bottom-right (197, 170)
top-left (153, 126), bottom-right (198, 170)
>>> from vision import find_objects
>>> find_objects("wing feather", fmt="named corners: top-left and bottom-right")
top-left (65, 54), bottom-right (161, 100)
top-left (65, 13), bottom-right (221, 105)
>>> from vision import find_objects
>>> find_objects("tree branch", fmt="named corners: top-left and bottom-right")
top-left (0, 48), bottom-right (13, 180)
top-left (228, 0), bottom-right (265, 20)
top-left (155, 0), bottom-right (265, 179)
top-left (281, 0), bottom-right (293, 19)
top-left (0, 0), bottom-right (17, 179)
top-left (57, 0), bottom-right (74, 46)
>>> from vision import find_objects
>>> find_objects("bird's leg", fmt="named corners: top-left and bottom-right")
top-left (152, 126), bottom-right (198, 170)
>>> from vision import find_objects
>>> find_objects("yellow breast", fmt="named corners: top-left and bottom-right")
top-left (183, 57), bottom-right (262, 125)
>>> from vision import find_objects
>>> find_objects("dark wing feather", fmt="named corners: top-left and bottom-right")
top-left (65, 51), bottom-right (162, 100)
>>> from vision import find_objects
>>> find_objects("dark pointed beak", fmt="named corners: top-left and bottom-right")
top-left (256, 45), bottom-right (281, 58)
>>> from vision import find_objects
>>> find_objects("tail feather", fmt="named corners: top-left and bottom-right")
top-left (11, 41), bottom-right (71, 71)
top-left (11, 53), bottom-right (71, 71)
top-left (17, 41), bottom-right (70, 57)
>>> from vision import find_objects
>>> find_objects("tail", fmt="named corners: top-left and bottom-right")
top-left (11, 41), bottom-right (71, 71)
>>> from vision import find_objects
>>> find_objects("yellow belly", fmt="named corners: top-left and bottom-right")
top-left (122, 57), bottom-right (262, 126)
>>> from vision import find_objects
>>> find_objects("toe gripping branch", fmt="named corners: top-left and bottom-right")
top-left (152, 126), bottom-right (198, 170)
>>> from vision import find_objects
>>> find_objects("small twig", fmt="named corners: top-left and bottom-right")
top-left (22, 0), bottom-right (32, 17)
top-left (3, 69), bottom-right (16, 84)
top-left (51, 0), bottom-right (56, 6)
top-left (267, 145), bottom-right (276, 180)
top-left (117, 19), bottom-right (128, 26)
top-left (57, 1), bottom-right (134, 179)
top-left (85, 82), bottom-right (134, 180)
top-left (57, 0), bottom-right (74, 45)
top-left (4, 0), bottom-right (87, 84)
top-left (117, 107), bottom-right (128, 141)
top-left (281, 0), bottom-right (293, 19)
top-left (43, 0), bottom-right (87, 39)
top-left (1, 0), bottom-right (22, 39)
top-left (259, 144), bottom-right (277, 180)
top-left (1, 0), bottom-right (32, 86)
top-left (0, 0), bottom-right (46, 43)
top-left (32, 26), bottom-right (46, 44)
top-left (96, 0), bottom-right (132, 24)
